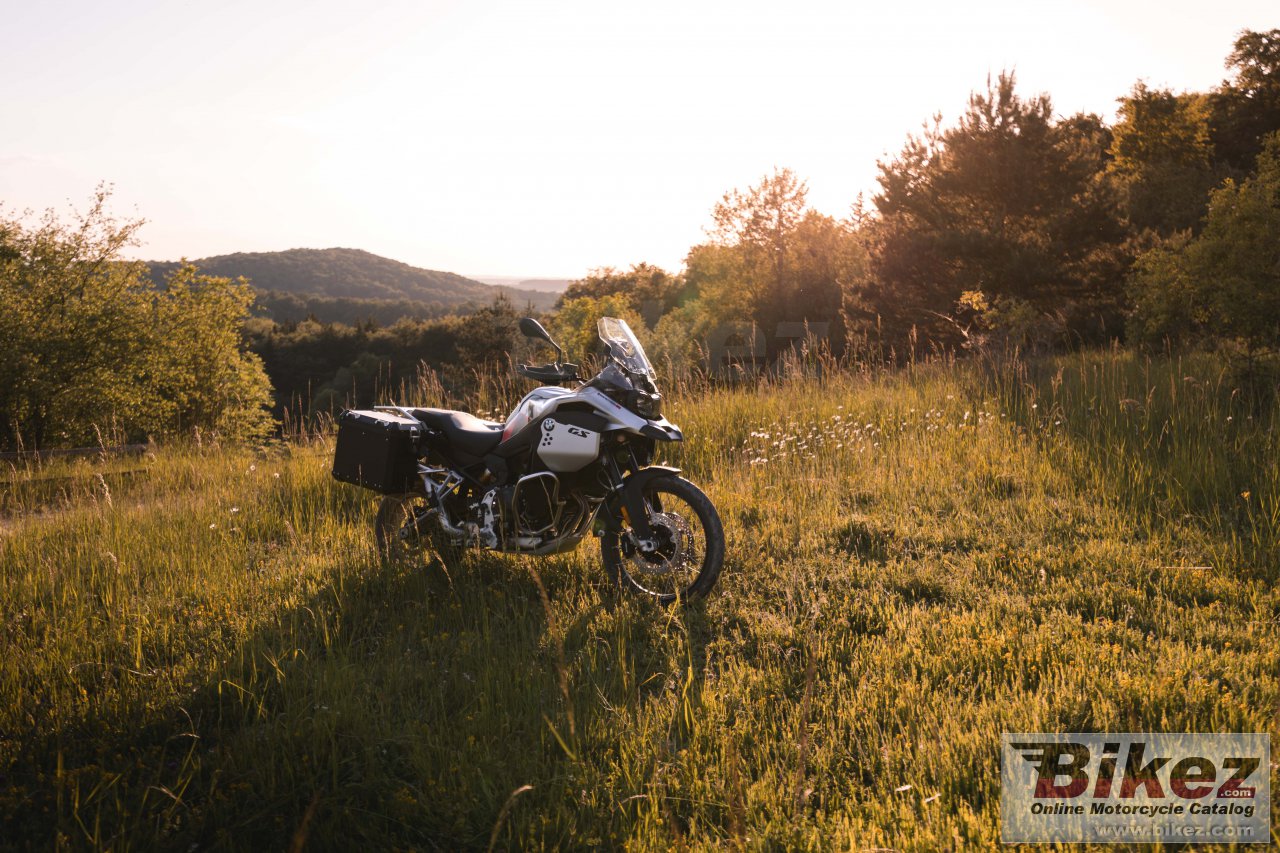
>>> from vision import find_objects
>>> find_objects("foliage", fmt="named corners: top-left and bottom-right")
top-left (1128, 132), bottom-right (1280, 356)
top-left (454, 293), bottom-right (521, 372)
top-left (1104, 29), bottom-right (1280, 237)
top-left (558, 263), bottom-right (686, 322)
top-left (247, 297), bottom-right (524, 417)
top-left (1210, 28), bottom-right (1280, 173)
top-left (786, 210), bottom-right (866, 353)
top-left (547, 294), bottom-right (645, 365)
top-left (708, 167), bottom-right (811, 318)
top-left (681, 242), bottom-right (753, 324)
top-left (253, 289), bottom-right (460, 326)
top-left (1, 350), bottom-right (1275, 848)
top-left (856, 73), bottom-right (1131, 353)
top-left (1108, 83), bottom-right (1220, 235)
top-left (666, 170), bottom-right (865, 362)
top-left (646, 299), bottom-right (721, 368)
top-left (0, 190), bottom-right (273, 449)
top-left (151, 265), bottom-right (276, 441)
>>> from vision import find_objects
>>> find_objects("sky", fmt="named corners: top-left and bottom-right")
top-left (1, 0), bottom-right (1275, 280)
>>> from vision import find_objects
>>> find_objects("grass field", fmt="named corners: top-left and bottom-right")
top-left (2, 350), bottom-right (1277, 850)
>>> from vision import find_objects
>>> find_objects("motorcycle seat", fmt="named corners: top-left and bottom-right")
top-left (411, 408), bottom-right (504, 456)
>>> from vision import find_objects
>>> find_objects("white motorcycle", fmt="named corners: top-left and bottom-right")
top-left (332, 316), bottom-right (725, 603)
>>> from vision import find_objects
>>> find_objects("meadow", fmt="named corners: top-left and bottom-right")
top-left (1, 350), bottom-right (1277, 850)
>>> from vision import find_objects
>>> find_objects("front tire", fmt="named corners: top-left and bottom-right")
top-left (600, 475), bottom-right (724, 604)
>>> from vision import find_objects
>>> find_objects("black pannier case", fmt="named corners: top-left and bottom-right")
top-left (332, 410), bottom-right (422, 494)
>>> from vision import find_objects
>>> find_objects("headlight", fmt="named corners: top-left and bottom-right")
top-left (630, 391), bottom-right (662, 419)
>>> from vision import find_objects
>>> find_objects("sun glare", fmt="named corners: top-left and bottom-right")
top-left (0, 0), bottom-right (1274, 276)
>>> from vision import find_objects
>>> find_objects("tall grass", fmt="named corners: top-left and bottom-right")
top-left (1, 350), bottom-right (1276, 850)
top-left (982, 349), bottom-right (1280, 578)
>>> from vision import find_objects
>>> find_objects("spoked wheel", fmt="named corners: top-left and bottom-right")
top-left (601, 475), bottom-right (724, 604)
top-left (374, 494), bottom-right (464, 570)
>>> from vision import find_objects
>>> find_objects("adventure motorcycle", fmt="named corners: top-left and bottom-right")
top-left (331, 316), bottom-right (725, 603)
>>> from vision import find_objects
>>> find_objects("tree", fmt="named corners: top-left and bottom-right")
top-left (648, 244), bottom-right (754, 369)
top-left (855, 73), bottom-right (1130, 352)
top-left (549, 294), bottom-right (645, 365)
top-left (149, 264), bottom-right (276, 439)
top-left (1108, 83), bottom-right (1220, 235)
top-left (679, 169), bottom-right (862, 360)
top-left (788, 210), bottom-right (866, 353)
top-left (0, 191), bottom-right (153, 447)
top-left (453, 294), bottom-right (519, 372)
top-left (1103, 31), bottom-right (1280, 234)
top-left (1210, 29), bottom-right (1280, 173)
top-left (681, 242), bottom-right (753, 323)
top-left (0, 189), bottom-right (274, 449)
top-left (1128, 132), bottom-right (1280, 357)
top-left (558, 263), bottom-right (685, 323)
top-left (708, 167), bottom-right (809, 323)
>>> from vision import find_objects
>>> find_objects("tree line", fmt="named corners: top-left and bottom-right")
top-left (558, 29), bottom-right (1280, 365)
top-left (2, 29), bottom-right (1276, 449)
top-left (243, 299), bottom-right (523, 418)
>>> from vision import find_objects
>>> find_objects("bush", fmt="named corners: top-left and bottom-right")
top-left (0, 189), bottom-right (274, 449)
top-left (1129, 132), bottom-right (1280, 357)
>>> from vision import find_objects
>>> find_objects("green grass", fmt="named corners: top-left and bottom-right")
top-left (1, 351), bottom-right (1277, 850)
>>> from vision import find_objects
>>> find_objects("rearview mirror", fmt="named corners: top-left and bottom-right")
top-left (518, 317), bottom-right (564, 363)
top-left (519, 317), bottom-right (551, 341)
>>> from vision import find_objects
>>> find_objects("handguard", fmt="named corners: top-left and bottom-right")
top-left (517, 362), bottom-right (579, 383)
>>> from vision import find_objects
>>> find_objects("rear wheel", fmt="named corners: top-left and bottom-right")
top-left (600, 475), bottom-right (724, 604)
top-left (374, 494), bottom-right (464, 570)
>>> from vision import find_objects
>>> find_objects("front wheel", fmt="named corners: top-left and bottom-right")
top-left (600, 475), bottom-right (725, 604)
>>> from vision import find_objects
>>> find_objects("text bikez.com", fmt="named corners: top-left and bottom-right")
top-left (1000, 733), bottom-right (1269, 843)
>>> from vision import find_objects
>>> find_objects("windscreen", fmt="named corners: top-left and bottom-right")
top-left (597, 317), bottom-right (655, 378)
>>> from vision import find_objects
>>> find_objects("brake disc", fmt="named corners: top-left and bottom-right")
top-left (628, 511), bottom-right (694, 575)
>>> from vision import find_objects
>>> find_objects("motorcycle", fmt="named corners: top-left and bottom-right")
top-left (331, 316), bottom-right (725, 603)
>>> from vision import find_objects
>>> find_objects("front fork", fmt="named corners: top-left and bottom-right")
top-left (601, 458), bottom-right (683, 554)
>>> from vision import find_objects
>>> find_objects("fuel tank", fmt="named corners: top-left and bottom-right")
top-left (502, 386), bottom-right (573, 441)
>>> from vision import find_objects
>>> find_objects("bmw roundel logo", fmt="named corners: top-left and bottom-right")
top-left (542, 419), bottom-right (555, 432)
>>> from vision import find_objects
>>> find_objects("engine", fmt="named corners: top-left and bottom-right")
top-left (449, 471), bottom-right (583, 553)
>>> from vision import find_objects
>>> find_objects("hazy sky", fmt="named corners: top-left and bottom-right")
top-left (1, 1), bottom-right (1274, 278)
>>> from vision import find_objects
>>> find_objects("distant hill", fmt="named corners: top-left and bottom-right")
top-left (148, 248), bottom-right (558, 322)
top-left (475, 275), bottom-right (572, 294)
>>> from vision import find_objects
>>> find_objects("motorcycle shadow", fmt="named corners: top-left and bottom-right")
top-left (4, 541), bottom-right (717, 848)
